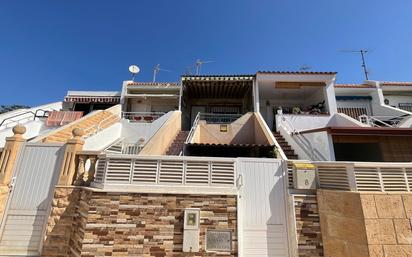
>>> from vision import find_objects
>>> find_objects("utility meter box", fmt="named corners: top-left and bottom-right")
top-left (183, 208), bottom-right (200, 252)
top-left (293, 163), bottom-right (316, 189)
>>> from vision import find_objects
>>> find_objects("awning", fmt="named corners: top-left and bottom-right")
top-left (336, 96), bottom-right (372, 101)
top-left (64, 96), bottom-right (120, 104)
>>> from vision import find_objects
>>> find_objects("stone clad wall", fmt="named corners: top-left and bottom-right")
top-left (361, 193), bottom-right (412, 257)
top-left (42, 187), bottom-right (81, 257)
top-left (318, 190), bottom-right (412, 257)
top-left (317, 190), bottom-right (369, 257)
top-left (42, 188), bottom-right (237, 257)
top-left (293, 194), bottom-right (324, 257)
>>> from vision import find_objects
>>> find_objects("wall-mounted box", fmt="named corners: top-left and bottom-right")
top-left (206, 230), bottom-right (232, 252)
top-left (183, 208), bottom-right (200, 252)
top-left (293, 163), bottom-right (316, 189)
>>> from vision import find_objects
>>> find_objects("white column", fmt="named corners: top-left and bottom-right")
top-left (324, 78), bottom-right (337, 115)
top-left (253, 78), bottom-right (260, 113)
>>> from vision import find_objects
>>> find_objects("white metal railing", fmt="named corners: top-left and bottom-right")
top-left (288, 161), bottom-right (412, 192)
top-left (122, 112), bottom-right (165, 123)
top-left (93, 154), bottom-right (236, 188)
top-left (0, 109), bottom-right (50, 131)
top-left (359, 114), bottom-right (409, 127)
top-left (199, 113), bottom-right (242, 124)
top-left (185, 112), bottom-right (242, 144)
top-left (185, 112), bottom-right (201, 144)
top-left (277, 113), bottom-right (318, 160)
top-left (83, 112), bottom-right (119, 138)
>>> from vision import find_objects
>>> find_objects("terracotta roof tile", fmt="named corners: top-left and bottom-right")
top-left (127, 82), bottom-right (180, 87)
top-left (334, 84), bottom-right (375, 88)
top-left (257, 71), bottom-right (337, 75)
top-left (381, 81), bottom-right (412, 86)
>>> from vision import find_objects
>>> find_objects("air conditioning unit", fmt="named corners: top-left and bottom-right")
top-left (293, 163), bottom-right (317, 189)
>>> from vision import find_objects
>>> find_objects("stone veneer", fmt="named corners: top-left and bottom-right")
top-left (42, 187), bottom-right (237, 257)
top-left (42, 186), bottom-right (81, 257)
top-left (293, 194), bottom-right (324, 257)
top-left (318, 189), bottom-right (412, 257)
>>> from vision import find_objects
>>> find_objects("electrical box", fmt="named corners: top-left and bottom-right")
top-left (183, 208), bottom-right (200, 252)
top-left (293, 163), bottom-right (316, 189)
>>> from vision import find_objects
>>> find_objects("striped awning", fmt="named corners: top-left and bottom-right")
top-left (64, 96), bottom-right (120, 104)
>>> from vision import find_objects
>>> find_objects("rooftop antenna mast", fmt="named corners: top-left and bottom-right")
top-left (128, 65), bottom-right (140, 82)
top-left (341, 49), bottom-right (370, 80)
top-left (152, 64), bottom-right (171, 82)
top-left (195, 59), bottom-right (213, 75)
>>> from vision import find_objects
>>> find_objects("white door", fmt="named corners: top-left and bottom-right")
top-left (237, 158), bottom-right (290, 257)
top-left (0, 143), bottom-right (65, 256)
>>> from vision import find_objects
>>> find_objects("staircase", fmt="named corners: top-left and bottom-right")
top-left (41, 110), bottom-right (120, 143)
top-left (166, 131), bottom-right (189, 156)
top-left (273, 132), bottom-right (298, 160)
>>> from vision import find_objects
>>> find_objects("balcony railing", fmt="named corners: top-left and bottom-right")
top-left (199, 113), bottom-right (242, 124)
top-left (288, 161), bottom-right (412, 192)
top-left (122, 112), bottom-right (165, 123)
top-left (92, 154), bottom-right (236, 191)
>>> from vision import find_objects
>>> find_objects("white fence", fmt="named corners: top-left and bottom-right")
top-left (93, 154), bottom-right (236, 189)
top-left (288, 161), bottom-right (412, 192)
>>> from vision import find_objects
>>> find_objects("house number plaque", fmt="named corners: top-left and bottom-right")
top-left (206, 230), bottom-right (232, 252)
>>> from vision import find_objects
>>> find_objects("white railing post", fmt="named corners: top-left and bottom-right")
top-left (377, 167), bottom-right (385, 192)
top-left (183, 160), bottom-right (187, 185)
top-left (156, 160), bottom-right (161, 184)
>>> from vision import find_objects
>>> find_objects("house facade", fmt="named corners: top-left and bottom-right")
top-left (0, 70), bottom-right (411, 257)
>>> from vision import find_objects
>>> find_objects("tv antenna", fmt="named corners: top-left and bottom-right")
top-left (152, 64), bottom-right (171, 82)
top-left (341, 49), bottom-right (370, 80)
top-left (299, 65), bottom-right (312, 71)
top-left (195, 59), bottom-right (213, 75)
top-left (128, 65), bottom-right (140, 81)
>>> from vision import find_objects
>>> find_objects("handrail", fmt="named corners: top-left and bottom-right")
top-left (83, 112), bottom-right (119, 138)
top-left (185, 112), bottom-right (201, 144)
top-left (0, 108), bottom-right (50, 129)
top-left (278, 113), bottom-right (316, 160)
top-left (359, 114), bottom-right (410, 127)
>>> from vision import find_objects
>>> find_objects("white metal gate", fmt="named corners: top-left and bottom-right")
top-left (237, 158), bottom-right (290, 257)
top-left (0, 143), bottom-right (65, 256)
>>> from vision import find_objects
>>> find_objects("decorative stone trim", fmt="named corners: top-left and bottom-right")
top-left (293, 194), bottom-right (324, 257)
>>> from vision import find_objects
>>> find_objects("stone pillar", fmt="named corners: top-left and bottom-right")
top-left (58, 128), bottom-right (85, 186)
top-left (0, 125), bottom-right (26, 186)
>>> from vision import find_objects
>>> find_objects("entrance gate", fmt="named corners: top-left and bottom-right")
top-left (237, 158), bottom-right (290, 257)
top-left (0, 143), bottom-right (65, 256)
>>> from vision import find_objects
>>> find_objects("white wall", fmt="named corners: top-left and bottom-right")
top-left (278, 125), bottom-right (334, 161)
top-left (128, 99), bottom-right (178, 113)
top-left (275, 114), bottom-right (331, 132)
top-left (383, 94), bottom-right (412, 110)
top-left (121, 111), bottom-right (173, 144)
top-left (83, 111), bottom-right (174, 151)
top-left (370, 86), bottom-right (411, 117)
top-left (83, 122), bottom-right (122, 150)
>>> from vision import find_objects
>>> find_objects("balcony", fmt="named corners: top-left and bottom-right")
top-left (122, 112), bottom-right (165, 123)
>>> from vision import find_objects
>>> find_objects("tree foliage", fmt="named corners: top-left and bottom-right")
top-left (0, 105), bottom-right (31, 114)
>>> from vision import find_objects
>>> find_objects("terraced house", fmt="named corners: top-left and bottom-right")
top-left (0, 70), bottom-right (412, 257)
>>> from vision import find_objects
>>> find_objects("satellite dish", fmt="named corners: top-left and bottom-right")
top-left (129, 65), bottom-right (140, 74)
top-left (128, 65), bottom-right (140, 81)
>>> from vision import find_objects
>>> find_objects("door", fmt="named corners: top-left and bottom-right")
top-left (0, 143), bottom-right (65, 256)
top-left (237, 158), bottom-right (290, 257)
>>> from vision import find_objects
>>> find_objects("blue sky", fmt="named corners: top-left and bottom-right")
top-left (1, 0), bottom-right (412, 106)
